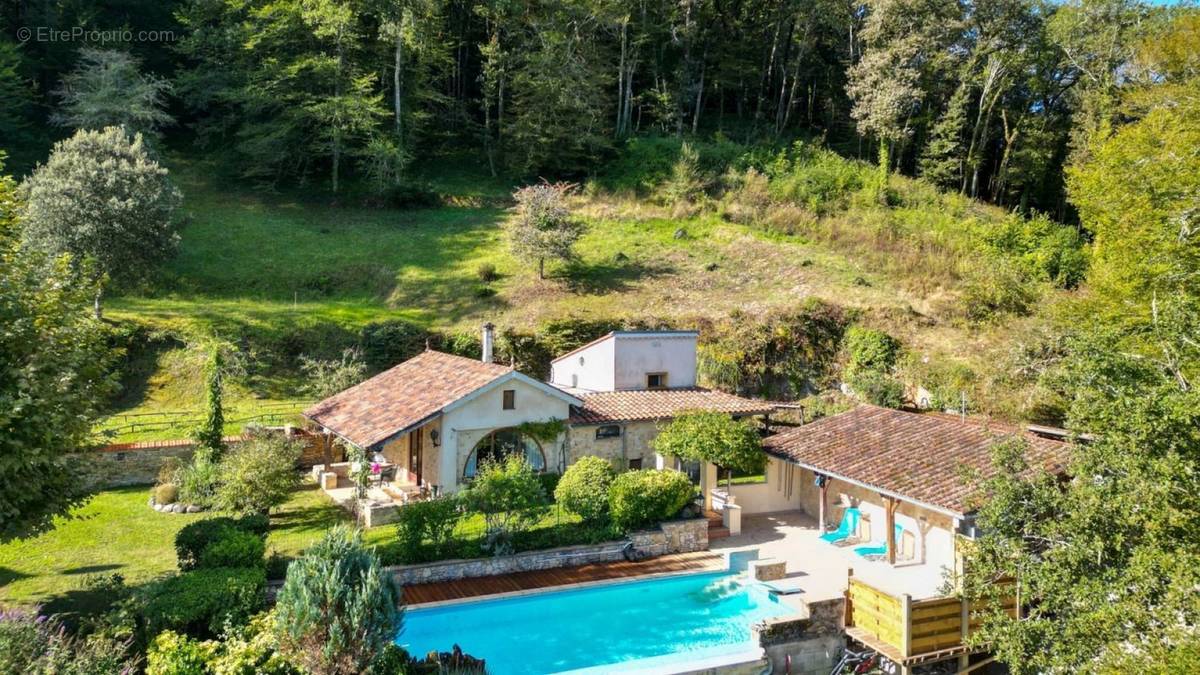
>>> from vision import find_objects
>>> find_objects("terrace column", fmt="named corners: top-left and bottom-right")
top-left (817, 474), bottom-right (829, 531)
top-left (884, 495), bottom-right (899, 565)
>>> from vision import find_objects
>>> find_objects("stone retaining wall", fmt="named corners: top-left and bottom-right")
top-left (388, 517), bottom-right (710, 587)
top-left (71, 444), bottom-right (199, 488)
top-left (754, 597), bottom-right (846, 675)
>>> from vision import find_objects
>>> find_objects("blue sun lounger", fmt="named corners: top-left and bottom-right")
top-left (854, 524), bottom-right (904, 559)
top-left (819, 507), bottom-right (861, 544)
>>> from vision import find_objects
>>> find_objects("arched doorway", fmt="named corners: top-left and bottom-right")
top-left (463, 427), bottom-right (547, 479)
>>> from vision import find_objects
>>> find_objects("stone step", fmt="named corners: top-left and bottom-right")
top-left (708, 526), bottom-right (731, 540)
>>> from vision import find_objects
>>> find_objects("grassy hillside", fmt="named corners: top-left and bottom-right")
top-left (98, 142), bottom-right (1077, 441)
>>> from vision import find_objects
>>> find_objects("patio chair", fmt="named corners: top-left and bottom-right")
top-left (819, 507), bottom-right (861, 544)
top-left (853, 524), bottom-right (904, 559)
top-left (376, 465), bottom-right (397, 487)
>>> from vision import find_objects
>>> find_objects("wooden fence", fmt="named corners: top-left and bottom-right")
top-left (844, 575), bottom-right (1016, 667)
top-left (100, 402), bottom-right (311, 439)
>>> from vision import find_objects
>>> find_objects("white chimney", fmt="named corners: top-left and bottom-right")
top-left (481, 322), bottom-right (495, 363)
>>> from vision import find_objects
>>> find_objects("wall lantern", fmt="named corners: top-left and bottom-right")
top-left (430, 429), bottom-right (441, 447)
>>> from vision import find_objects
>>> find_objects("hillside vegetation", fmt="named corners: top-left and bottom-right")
top-left (99, 137), bottom-right (1080, 441)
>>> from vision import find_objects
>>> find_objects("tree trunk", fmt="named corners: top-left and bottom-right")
top-left (93, 288), bottom-right (102, 320)
top-left (691, 55), bottom-right (706, 134)
top-left (538, 257), bottom-right (545, 279)
top-left (394, 26), bottom-right (404, 138)
top-left (616, 19), bottom-right (627, 137)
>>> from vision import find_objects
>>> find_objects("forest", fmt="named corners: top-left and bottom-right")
top-left (0, 0), bottom-right (1177, 218)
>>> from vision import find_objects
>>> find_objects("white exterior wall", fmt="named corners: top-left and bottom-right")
top-left (549, 338), bottom-right (616, 392)
top-left (727, 456), bottom-right (804, 513)
top-left (612, 334), bottom-right (698, 390)
top-left (438, 378), bottom-right (573, 493)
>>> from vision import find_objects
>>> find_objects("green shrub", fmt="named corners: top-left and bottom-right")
top-left (959, 256), bottom-right (1038, 321)
top-left (536, 471), bottom-right (562, 497)
top-left (146, 630), bottom-right (216, 675)
top-left (395, 496), bottom-right (462, 564)
top-left (476, 262), bottom-right (498, 282)
top-left (697, 301), bottom-right (849, 398)
top-left (844, 325), bottom-right (900, 376)
top-left (847, 370), bottom-right (906, 408)
top-left (0, 607), bottom-right (137, 674)
top-left (608, 469), bottom-right (695, 531)
top-left (214, 432), bottom-right (302, 515)
top-left (176, 516), bottom-right (268, 571)
top-left (460, 455), bottom-right (549, 555)
top-left (275, 526), bottom-right (401, 675)
top-left (158, 456), bottom-right (184, 486)
top-left (556, 457), bottom-right (616, 523)
top-left (198, 528), bottom-right (266, 570)
top-left (147, 612), bottom-right (298, 675)
top-left (177, 447), bottom-right (221, 508)
top-left (155, 483), bottom-right (180, 504)
top-left (143, 567), bottom-right (266, 639)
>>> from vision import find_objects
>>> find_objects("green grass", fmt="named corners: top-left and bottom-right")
top-left (0, 483), bottom-right (365, 607)
top-left (0, 481), bottom-right (590, 609)
top-left (97, 152), bottom-right (1060, 440)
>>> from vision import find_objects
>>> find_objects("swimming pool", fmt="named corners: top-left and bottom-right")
top-left (398, 571), bottom-right (795, 674)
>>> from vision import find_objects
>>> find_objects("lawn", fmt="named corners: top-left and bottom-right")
top-left (0, 481), bottom-right (590, 610)
top-left (0, 483), bottom-right (365, 607)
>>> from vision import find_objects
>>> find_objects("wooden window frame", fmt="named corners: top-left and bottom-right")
top-left (502, 389), bottom-right (516, 410)
top-left (646, 372), bottom-right (668, 390)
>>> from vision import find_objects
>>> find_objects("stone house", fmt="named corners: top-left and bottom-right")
top-left (302, 325), bottom-right (772, 497)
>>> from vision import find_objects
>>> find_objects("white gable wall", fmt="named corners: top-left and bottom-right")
top-left (549, 338), bottom-right (615, 392)
top-left (613, 334), bottom-right (697, 390)
top-left (439, 376), bottom-right (573, 493)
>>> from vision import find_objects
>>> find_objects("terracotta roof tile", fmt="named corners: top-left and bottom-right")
top-left (762, 405), bottom-right (1069, 516)
top-left (303, 351), bottom-right (512, 448)
top-left (570, 388), bottom-right (774, 424)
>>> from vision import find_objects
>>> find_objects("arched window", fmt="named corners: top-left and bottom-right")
top-left (463, 428), bottom-right (546, 478)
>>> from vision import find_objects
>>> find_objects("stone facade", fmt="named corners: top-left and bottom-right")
top-left (566, 420), bottom-right (662, 470)
top-left (388, 517), bottom-right (709, 588)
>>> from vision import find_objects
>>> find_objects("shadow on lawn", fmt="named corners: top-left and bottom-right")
top-left (561, 258), bottom-right (675, 295)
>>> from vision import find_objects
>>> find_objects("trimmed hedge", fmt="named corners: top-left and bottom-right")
top-left (197, 528), bottom-right (266, 570)
top-left (175, 515), bottom-right (268, 571)
top-left (142, 567), bottom-right (266, 638)
top-left (608, 469), bottom-right (695, 531)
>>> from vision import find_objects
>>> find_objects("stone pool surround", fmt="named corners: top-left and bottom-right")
top-left (388, 517), bottom-right (710, 587)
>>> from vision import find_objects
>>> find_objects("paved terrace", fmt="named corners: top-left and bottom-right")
top-left (710, 511), bottom-right (952, 601)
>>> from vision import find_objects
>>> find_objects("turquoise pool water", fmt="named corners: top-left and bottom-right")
top-left (398, 571), bottom-right (794, 674)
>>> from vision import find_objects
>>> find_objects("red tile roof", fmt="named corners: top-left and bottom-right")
top-left (303, 350), bottom-right (513, 449)
top-left (570, 388), bottom-right (774, 425)
top-left (762, 405), bottom-right (1069, 516)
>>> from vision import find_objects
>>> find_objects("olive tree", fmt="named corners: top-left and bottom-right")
top-left (508, 181), bottom-right (585, 279)
top-left (652, 410), bottom-right (765, 491)
top-left (20, 127), bottom-right (181, 318)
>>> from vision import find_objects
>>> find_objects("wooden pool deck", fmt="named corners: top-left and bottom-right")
top-left (402, 550), bottom-right (726, 605)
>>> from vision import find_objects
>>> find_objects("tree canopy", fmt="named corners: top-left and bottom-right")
top-left (652, 410), bottom-right (765, 487)
top-left (19, 127), bottom-right (181, 317)
top-left (0, 158), bottom-right (116, 541)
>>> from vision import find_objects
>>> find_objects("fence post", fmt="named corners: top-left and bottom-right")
top-left (900, 593), bottom-right (913, 660)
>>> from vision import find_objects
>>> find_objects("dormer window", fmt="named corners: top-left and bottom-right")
top-left (646, 372), bottom-right (667, 389)
top-left (502, 389), bottom-right (515, 409)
